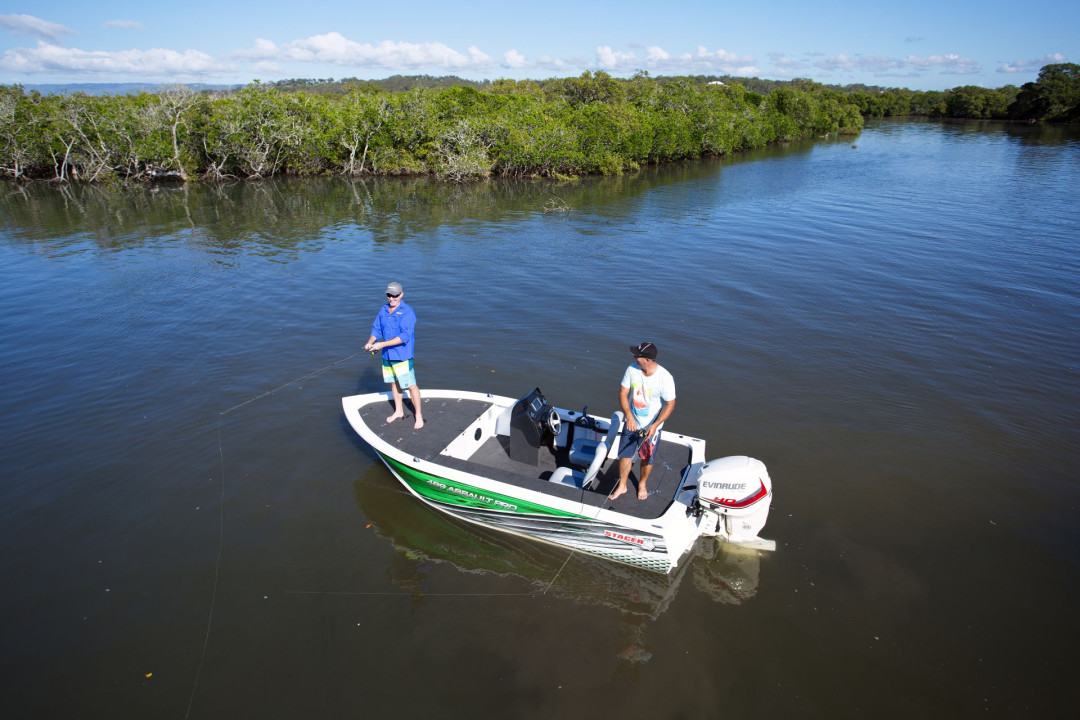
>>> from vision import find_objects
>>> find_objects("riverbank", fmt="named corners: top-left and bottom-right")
top-left (1, 74), bottom-right (863, 184)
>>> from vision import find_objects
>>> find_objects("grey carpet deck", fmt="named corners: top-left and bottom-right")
top-left (359, 396), bottom-right (691, 520)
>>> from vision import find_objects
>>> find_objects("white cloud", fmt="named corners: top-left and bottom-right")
top-left (0, 13), bottom-right (74, 42)
top-left (814, 52), bottom-right (980, 77)
top-left (998, 53), bottom-right (1067, 74)
top-left (816, 54), bottom-right (905, 74)
top-left (0, 41), bottom-right (220, 77)
top-left (645, 46), bottom-right (669, 63)
top-left (534, 54), bottom-right (571, 71)
top-left (767, 53), bottom-right (811, 78)
top-left (817, 53), bottom-right (860, 71)
top-left (595, 45), bottom-right (635, 70)
top-left (588, 44), bottom-right (757, 75)
top-left (104, 20), bottom-right (145, 31)
top-left (502, 49), bottom-right (527, 69)
top-left (674, 46), bottom-right (757, 75)
top-left (235, 32), bottom-right (494, 71)
top-left (903, 53), bottom-right (979, 74)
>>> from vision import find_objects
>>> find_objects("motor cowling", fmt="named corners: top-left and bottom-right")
top-left (690, 456), bottom-right (773, 546)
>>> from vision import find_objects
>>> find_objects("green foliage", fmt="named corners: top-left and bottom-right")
top-left (545, 71), bottom-right (628, 107)
top-left (1009, 63), bottom-right (1080, 122)
top-left (9, 68), bottom-right (1070, 184)
top-left (1, 73), bottom-right (868, 183)
top-left (941, 85), bottom-right (1013, 119)
top-left (847, 84), bottom-right (1025, 121)
top-left (0, 85), bottom-right (48, 180)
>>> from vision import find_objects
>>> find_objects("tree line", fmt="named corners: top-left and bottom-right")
top-left (2, 64), bottom-right (1076, 185)
top-left (0, 72), bottom-right (862, 183)
top-left (849, 63), bottom-right (1080, 122)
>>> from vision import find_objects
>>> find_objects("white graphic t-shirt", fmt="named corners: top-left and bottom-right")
top-left (621, 364), bottom-right (676, 428)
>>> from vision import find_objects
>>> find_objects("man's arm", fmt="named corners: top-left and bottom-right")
top-left (643, 398), bottom-right (675, 439)
top-left (364, 313), bottom-right (382, 351)
top-left (370, 336), bottom-right (404, 350)
top-left (618, 384), bottom-right (636, 432)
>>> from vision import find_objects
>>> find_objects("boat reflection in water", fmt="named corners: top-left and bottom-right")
top-left (352, 468), bottom-right (763, 660)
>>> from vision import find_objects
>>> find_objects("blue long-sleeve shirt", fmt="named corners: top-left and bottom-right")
top-left (370, 300), bottom-right (416, 362)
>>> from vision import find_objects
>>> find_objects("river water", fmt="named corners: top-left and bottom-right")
top-left (1, 119), bottom-right (1078, 718)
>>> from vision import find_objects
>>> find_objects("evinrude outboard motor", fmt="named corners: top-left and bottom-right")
top-left (687, 456), bottom-right (775, 551)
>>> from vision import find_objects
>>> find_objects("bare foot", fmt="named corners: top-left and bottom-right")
top-left (608, 485), bottom-right (628, 501)
top-left (413, 417), bottom-right (424, 429)
top-left (386, 412), bottom-right (404, 424)
top-left (637, 485), bottom-right (648, 500)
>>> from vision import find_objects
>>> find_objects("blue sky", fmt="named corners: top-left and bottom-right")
top-left (1, 1), bottom-right (1074, 90)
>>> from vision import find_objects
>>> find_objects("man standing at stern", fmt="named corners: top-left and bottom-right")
top-left (364, 282), bottom-right (424, 429)
top-left (609, 342), bottom-right (676, 501)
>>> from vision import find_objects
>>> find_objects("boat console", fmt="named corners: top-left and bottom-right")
top-left (506, 388), bottom-right (557, 465)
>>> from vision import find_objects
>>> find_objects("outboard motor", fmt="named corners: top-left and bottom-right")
top-left (688, 456), bottom-right (775, 551)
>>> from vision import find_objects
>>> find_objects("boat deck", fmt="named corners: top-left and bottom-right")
top-left (359, 395), bottom-right (693, 520)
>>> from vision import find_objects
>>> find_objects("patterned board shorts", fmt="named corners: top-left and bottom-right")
top-left (617, 426), bottom-right (661, 466)
top-left (381, 358), bottom-right (417, 389)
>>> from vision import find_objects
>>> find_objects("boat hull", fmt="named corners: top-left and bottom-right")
top-left (378, 451), bottom-right (676, 573)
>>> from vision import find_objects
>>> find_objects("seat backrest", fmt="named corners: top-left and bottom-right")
top-left (583, 411), bottom-right (623, 488)
top-left (603, 410), bottom-right (623, 448)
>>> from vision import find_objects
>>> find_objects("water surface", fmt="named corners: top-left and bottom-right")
top-left (1, 119), bottom-right (1078, 718)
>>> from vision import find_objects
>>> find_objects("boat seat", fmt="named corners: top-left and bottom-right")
top-left (569, 411), bottom-right (623, 467)
top-left (550, 411), bottom-right (623, 490)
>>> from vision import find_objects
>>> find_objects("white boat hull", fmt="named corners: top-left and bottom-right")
top-left (343, 388), bottom-right (772, 574)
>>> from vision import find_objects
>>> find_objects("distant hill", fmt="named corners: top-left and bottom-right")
top-left (267, 75), bottom-right (490, 94)
top-left (21, 82), bottom-right (241, 96)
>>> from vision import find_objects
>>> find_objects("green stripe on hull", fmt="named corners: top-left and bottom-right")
top-left (383, 455), bottom-right (583, 518)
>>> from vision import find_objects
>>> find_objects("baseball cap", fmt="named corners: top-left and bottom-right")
top-left (631, 342), bottom-right (658, 359)
top-left (385, 281), bottom-right (403, 296)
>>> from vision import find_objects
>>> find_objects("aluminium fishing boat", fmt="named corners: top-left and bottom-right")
top-left (342, 386), bottom-right (774, 574)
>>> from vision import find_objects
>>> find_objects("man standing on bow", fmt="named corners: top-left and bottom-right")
top-left (609, 342), bottom-right (676, 501)
top-left (364, 281), bottom-right (424, 429)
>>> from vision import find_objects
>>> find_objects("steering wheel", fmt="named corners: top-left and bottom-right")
top-left (545, 407), bottom-right (562, 436)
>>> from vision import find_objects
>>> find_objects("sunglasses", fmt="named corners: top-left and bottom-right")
top-left (386, 292), bottom-right (401, 299)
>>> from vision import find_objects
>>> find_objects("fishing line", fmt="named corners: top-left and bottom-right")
top-left (191, 348), bottom-right (571, 715)
top-left (186, 348), bottom-right (366, 719)
top-left (183, 416), bottom-right (227, 720)
top-left (219, 349), bottom-right (368, 416)
top-left (544, 551), bottom-right (575, 593)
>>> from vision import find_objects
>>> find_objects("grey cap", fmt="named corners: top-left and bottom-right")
top-left (386, 281), bottom-right (403, 296)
